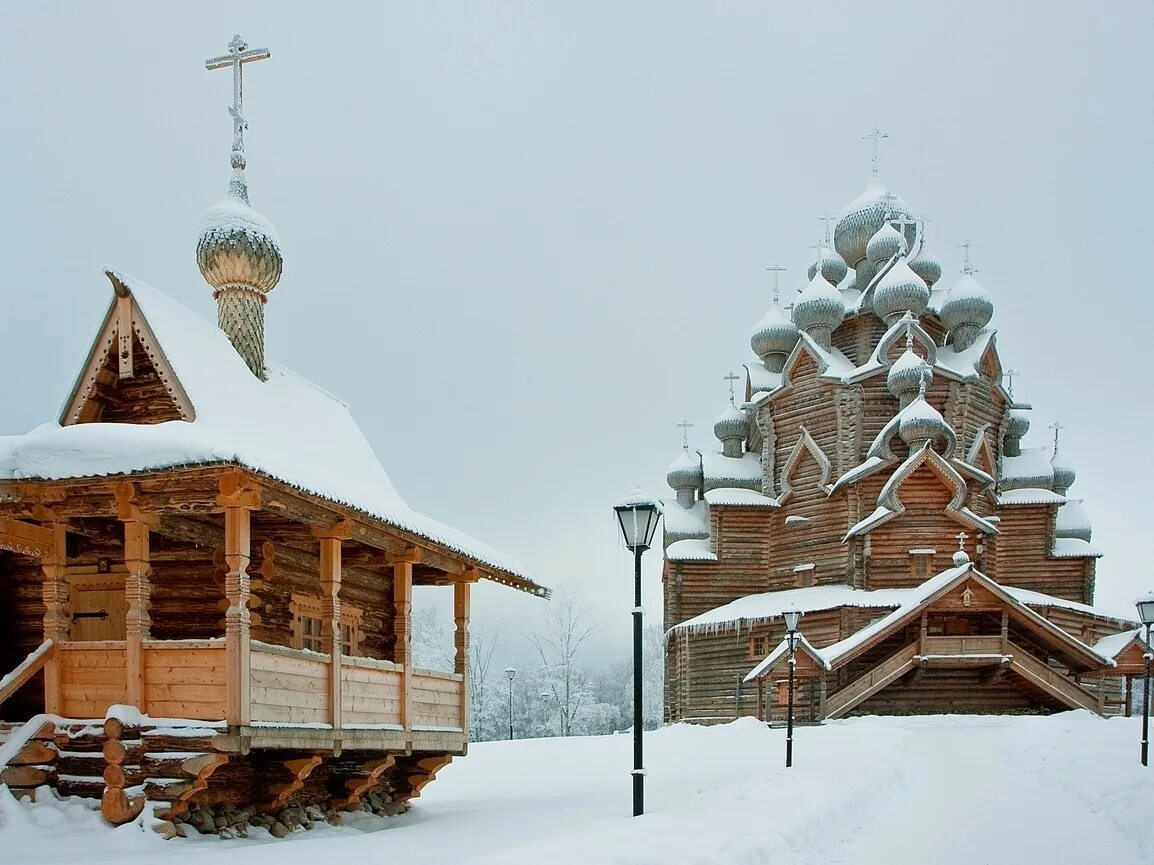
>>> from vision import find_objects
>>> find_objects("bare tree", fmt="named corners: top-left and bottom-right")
top-left (524, 586), bottom-right (601, 736)
top-left (467, 619), bottom-right (502, 739)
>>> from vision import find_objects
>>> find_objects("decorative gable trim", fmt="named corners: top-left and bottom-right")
top-left (778, 426), bottom-right (833, 504)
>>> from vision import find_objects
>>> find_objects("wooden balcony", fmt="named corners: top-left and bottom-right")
top-left (48, 639), bottom-right (465, 754)
top-left (916, 635), bottom-right (1007, 667)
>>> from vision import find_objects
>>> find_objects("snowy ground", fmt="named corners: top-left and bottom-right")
top-left (2, 712), bottom-right (1151, 865)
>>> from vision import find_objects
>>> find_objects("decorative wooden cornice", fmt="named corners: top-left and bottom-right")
top-left (777, 426), bottom-right (833, 504)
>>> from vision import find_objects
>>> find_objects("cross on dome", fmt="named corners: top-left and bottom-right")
top-left (205, 34), bottom-right (271, 171)
top-left (1004, 368), bottom-right (1018, 398)
top-left (862, 126), bottom-right (889, 178)
top-left (818, 215), bottom-right (835, 243)
top-left (958, 239), bottom-right (978, 275)
top-left (723, 372), bottom-right (741, 404)
top-left (1050, 421), bottom-right (1065, 454)
top-left (956, 531), bottom-right (968, 551)
top-left (676, 419), bottom-right (694, 450)
top-left (765, 264), bottom-right (787, 303)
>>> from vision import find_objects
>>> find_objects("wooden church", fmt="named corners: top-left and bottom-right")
top-left (0, 36), bottom-right (545, 836)
top-left (660, 162), bottom-right (1146, 725)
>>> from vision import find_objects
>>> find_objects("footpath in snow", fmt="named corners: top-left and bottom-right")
top-left (1, 712), bottom-right (1151, 865)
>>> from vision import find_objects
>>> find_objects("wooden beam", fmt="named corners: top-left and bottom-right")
top-left (316, 531), bottom-right (344, 731)
top-left (116, 293), bottom-right (134, 380)
top-left (394, 560), bottom-right (413, 743)
top-left (219, 474), bottom-right (258, 728)
top-left (122, 514), bottom-right (152, 709)
top-left (41, 522), bottom-right (69, 714)
top-left (454, 580), bottom-right (471, 735)
top-left (0, 516), bottom-right (53, 558)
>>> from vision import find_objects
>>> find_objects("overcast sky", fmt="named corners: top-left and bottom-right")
top-left (2, 2), bottom-right (1151, 656)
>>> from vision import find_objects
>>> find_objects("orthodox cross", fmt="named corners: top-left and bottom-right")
top-left (818, 215), bottom-right (836, 243)
top-left (1003, 368), bottom-right (1017, 398)
top-left (1050, 421), bottom-right (1064, 454)
top-left (205, 34), bottom-right (271, 170)
top-left (958, 239), bottom-right (976, 275)
top-left (765, 264), bottom-right (787, 303)
top-left (862, 126), bottom-right (889, 177)
top-left (676, 419), bottom-right (694, 450)
top-left (809, 240), bottom-right (826, 269)
top-left (723, 372), bottom-right (741, 404)
top-left (956, 531), bottom-right (968, 552)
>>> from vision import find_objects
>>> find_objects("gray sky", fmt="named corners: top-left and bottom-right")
top-left (2, 2), bottom-right (1151, 655)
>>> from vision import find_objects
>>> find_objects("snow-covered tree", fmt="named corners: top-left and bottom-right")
top-left (524, 585), bottom-right (601, 736)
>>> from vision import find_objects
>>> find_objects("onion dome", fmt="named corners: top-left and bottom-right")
top-left (1054, 499), bottom-right (1092, 542)
top-left (899, 379), bottom-right (952, 451)
top-left (1050, 453), bottom-right (1076, 495)
top-left (940, 274), bottom-right (994, 350)
top-left (1005, 407), bottom-right (1030, 440)
top-left (834, 180), bottom-right (914, 267)
top-left (792, 272), bottom-right (846, 348)
top-left (872, 259), bottom-right (930, 325)
top-left (751, 303), bottom-right (801, 363)
top-left (887, 346), bottom-right (933, 404)
top-left (197, 170), bottom-right (283, 296)
top-left (713, 404), bottom-right (747, 443)
top-left (807, 248), bottom-right (849, 286)
top-left (952, 549), bottom-right (971, 566)
top-left (908, 246), bottom-right (942, 288)
top-left (666, 449), bottom-right (703, 492)
top-left (866, 223), bottom-right (906, 266)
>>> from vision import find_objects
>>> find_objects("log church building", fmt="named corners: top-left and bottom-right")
top-left (0, 36), bottom-right (545, 835)
top-left (661, 152), bottom-right (1146, 724)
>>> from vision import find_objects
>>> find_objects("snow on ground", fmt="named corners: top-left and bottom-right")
top-left (2, 712), bottom-right (1152, 864)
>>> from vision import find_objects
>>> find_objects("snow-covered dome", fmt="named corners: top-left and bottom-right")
top-left (1005, 407), bottom-right (1030, 440)
top-left (751, 303), bottom-right (801, 361)
top-left (940, 274), bottom-right (994, 340)
top-left (1051, 453), bottom-right (1076, 495)
top-left (908, 246), bottom-right (942, 288)
top-left (866, 223), bottom-right (906, 266)
top-left (807, 248), bottom-right (849, 286)
top-left (887, 347), bottom-right (933, 402)
top-left (713, 404), bottom-right (747, 443)
top-left (834, 180), bottom-right (914, 267)
top-left (872, 259), bottom-right (930, 325)
top-left (793, 272), bottom-right (846, 343)
top-left (197, 170), bottom-right (283, 296)
top-left (898, 385), bottom-right (952, 451)
top-left (666, 450), bottom-right (703, 492)
top-left (1054, 499), bottom-right (1092, 542)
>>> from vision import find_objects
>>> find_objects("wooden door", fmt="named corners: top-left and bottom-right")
top-left (71, 586), bottom-right (127, 641)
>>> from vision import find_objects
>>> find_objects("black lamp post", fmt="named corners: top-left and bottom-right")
top-left (505, 667), bottom-right (517, 741)
top-left (540, 691), bottom-right (550, 735)
top-left (1136, 591), bottom-right (1154, 767)
top-left (613, 489), bottom-right (663, 818)
top-left (783, 607), bottom-right (802, 769)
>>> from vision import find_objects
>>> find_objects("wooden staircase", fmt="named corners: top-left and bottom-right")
top-left (1007, 643), bottom-right (1100, 713)
top-left (824, 643), bottom-right (921, 719)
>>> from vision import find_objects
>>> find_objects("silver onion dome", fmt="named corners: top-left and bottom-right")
top-left (793, 272), bottom-right (846, 347)
top-left (197, 170), bottom-right (283, 296)
top-left (751, 303), bottom-right (801, 361)
top-left (908, 246), bottom-right (943, 288)
top-left (940, 274), bottom-right (994, 350)
top-left (666, 449), bottom-right (703, 492)
top-left (887, 347), bottom-right (933, 403)
top-left (866, 222), bottom-right (906, 266)
top-left (834, 180), bottom-right (915, 268)
top-left (807, 248), bottom-right (849, 286)
top-left (1054, 499), bottom-right (1091, 542)
top-left (872, 258), bottom-right (930, 325)
top-left (1050, 453), bottom-right (1076, 495)
top-left (713, 404), bottom-right (747, 443)
top-left (1005, 407), bottom-right (1031, 440)
top-left (899, 388), bottom-right (951, 451)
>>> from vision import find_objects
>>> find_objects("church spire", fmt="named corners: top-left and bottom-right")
top-left (196, 34), bottom-right (283, 380)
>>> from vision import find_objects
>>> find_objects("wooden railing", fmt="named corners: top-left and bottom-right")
top-left (341, 656), bottom-right (403, 728)
top-left (920, 635), bottom-right (1004, 656)
top-left (825, 643), bottom-right (920, 719)
top-left (0, 641), bottom-right (53, 709)
top-left (1007, 642), bottom-right (1099, 713)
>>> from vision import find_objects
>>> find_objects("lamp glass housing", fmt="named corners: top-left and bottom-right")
top-left (614, 494), bottom-right (663, 552)
top-left (783, 608), bottom-right (802, 633)
top-left (1137, 592), bottom-right (1154, 627)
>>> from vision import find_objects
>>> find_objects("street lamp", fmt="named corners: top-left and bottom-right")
top-left (782, 606), bottom-right (802, 769)
top-left (1136, 591), bottom-right (1154, 767)
top-left (505, 667), bottom-right (517, 741)
top-left (540, 691), bottom-right (550, 735)
top-left (613, 489), bottom-right (663, 818)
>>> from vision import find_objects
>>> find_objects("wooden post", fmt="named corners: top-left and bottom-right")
top-left (313, 521), bottom-right (350, 734)
top-left (919, 612), bottom-right (928, 655)
top-left (390, 548), bottom-right (419, 743)
top-left (40, 522), bottom-right (69, 714)
top-left (122, 518), bottom-right (152, 710)
top-left (454, 575), bottom-right (473, 735)
top-left (1000, 609), bottom-right (1009, 655)
top-left (218, 473), bottom-right (260, 729)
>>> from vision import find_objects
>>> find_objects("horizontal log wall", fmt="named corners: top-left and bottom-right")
top-left (60, 644), bottom-right (127, 717)
top-left (249, 646), bottom-right (330, 725)
top-left (142, 643), bottom-right (226, 720)
top-left (852, 668), bottom-right (1043, 715)
top-left (410, 670), bottom-right (464, 730)
top-left (341, 659), bottom-right (403, 726)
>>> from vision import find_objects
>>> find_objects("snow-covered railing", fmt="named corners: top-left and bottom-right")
top-left (0, 639), bottom-right (53, 709)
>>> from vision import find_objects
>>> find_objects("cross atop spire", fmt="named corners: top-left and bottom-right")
top-left (723, 371), bottom-right (741, 404)
top-left (676, 419), bottom-right (694, 450)
top-left (862, 126), bottom-right (889, 178)
top-left (818, 215), bottom-right (836, 244)
top-left (917, 367), bottom-right (929, 399)
top-left (1050, 420), bottom-right (1065, 454)
top-left (956, 531), bottom-right (968, 552)
top-left (958, 239), bottom-right (977, 275)
top-left (765, 265), bottom-right (787, 303)
top-left (205, 34), bottom-right (271, 172)
top-left (809, 240), bottom-right (827, 268)
top-left (1004, 368), bottom-right (1017, 398)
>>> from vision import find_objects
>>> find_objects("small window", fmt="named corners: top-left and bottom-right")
top-left (909, 549), bottom-right (936, 580)
top-left (290, 594), bottom-right (363, 656)
top-left (750, 635), bottom-right (770, 659)
top-left (300, 615), bottom-right (323, 652)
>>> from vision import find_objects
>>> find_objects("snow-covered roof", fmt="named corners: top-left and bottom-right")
top-left (996, 488), bottom-right (1067, 506)
top-left (1002, 586), bottom-right (1134, 624)
top-left (1093, 628), bottom-right (1146, 660)
top-left (1050, 538), bottom-right (1103, 558)
top-left (662, 499), bottom-right (709, 541)
top-left (935, 328), bottom-right (995, 379)
top-left (743, 361), bottom-right (782, 396)
top-left (1001, 446), bottom-right (1054, 490)
top-left (665, 539), bottom-right (717, 562)
top-left (0, 271), bottom-right (543, 591)
top-left (744, 634), bottom-right (830, 683)
top-left (700, 451), bottom-right (762, 488)
top-left (704, 488), bottom-right (778, 507)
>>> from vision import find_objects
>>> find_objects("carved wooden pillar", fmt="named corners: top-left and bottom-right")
top-left (454, 574), bottom-right (474, 734)
top-left (41, 521), bottom-right (69, 714)
top-left (391, 548), bottom-right (419, 740)
top-left (122, 518), bottom-right (152, 709)
top-left (218, 473), bottom-right (260, 728)
top-left (313, 521), bottom-right (350, 732)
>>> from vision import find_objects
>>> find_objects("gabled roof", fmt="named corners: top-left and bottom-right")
top-left (744, 634), bottom-right (830, 683)
top-left (0, 270), bottom-right (544, 592)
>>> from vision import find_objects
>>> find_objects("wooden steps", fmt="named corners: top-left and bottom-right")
top-left (825, 643), bottom-right (921, 719)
